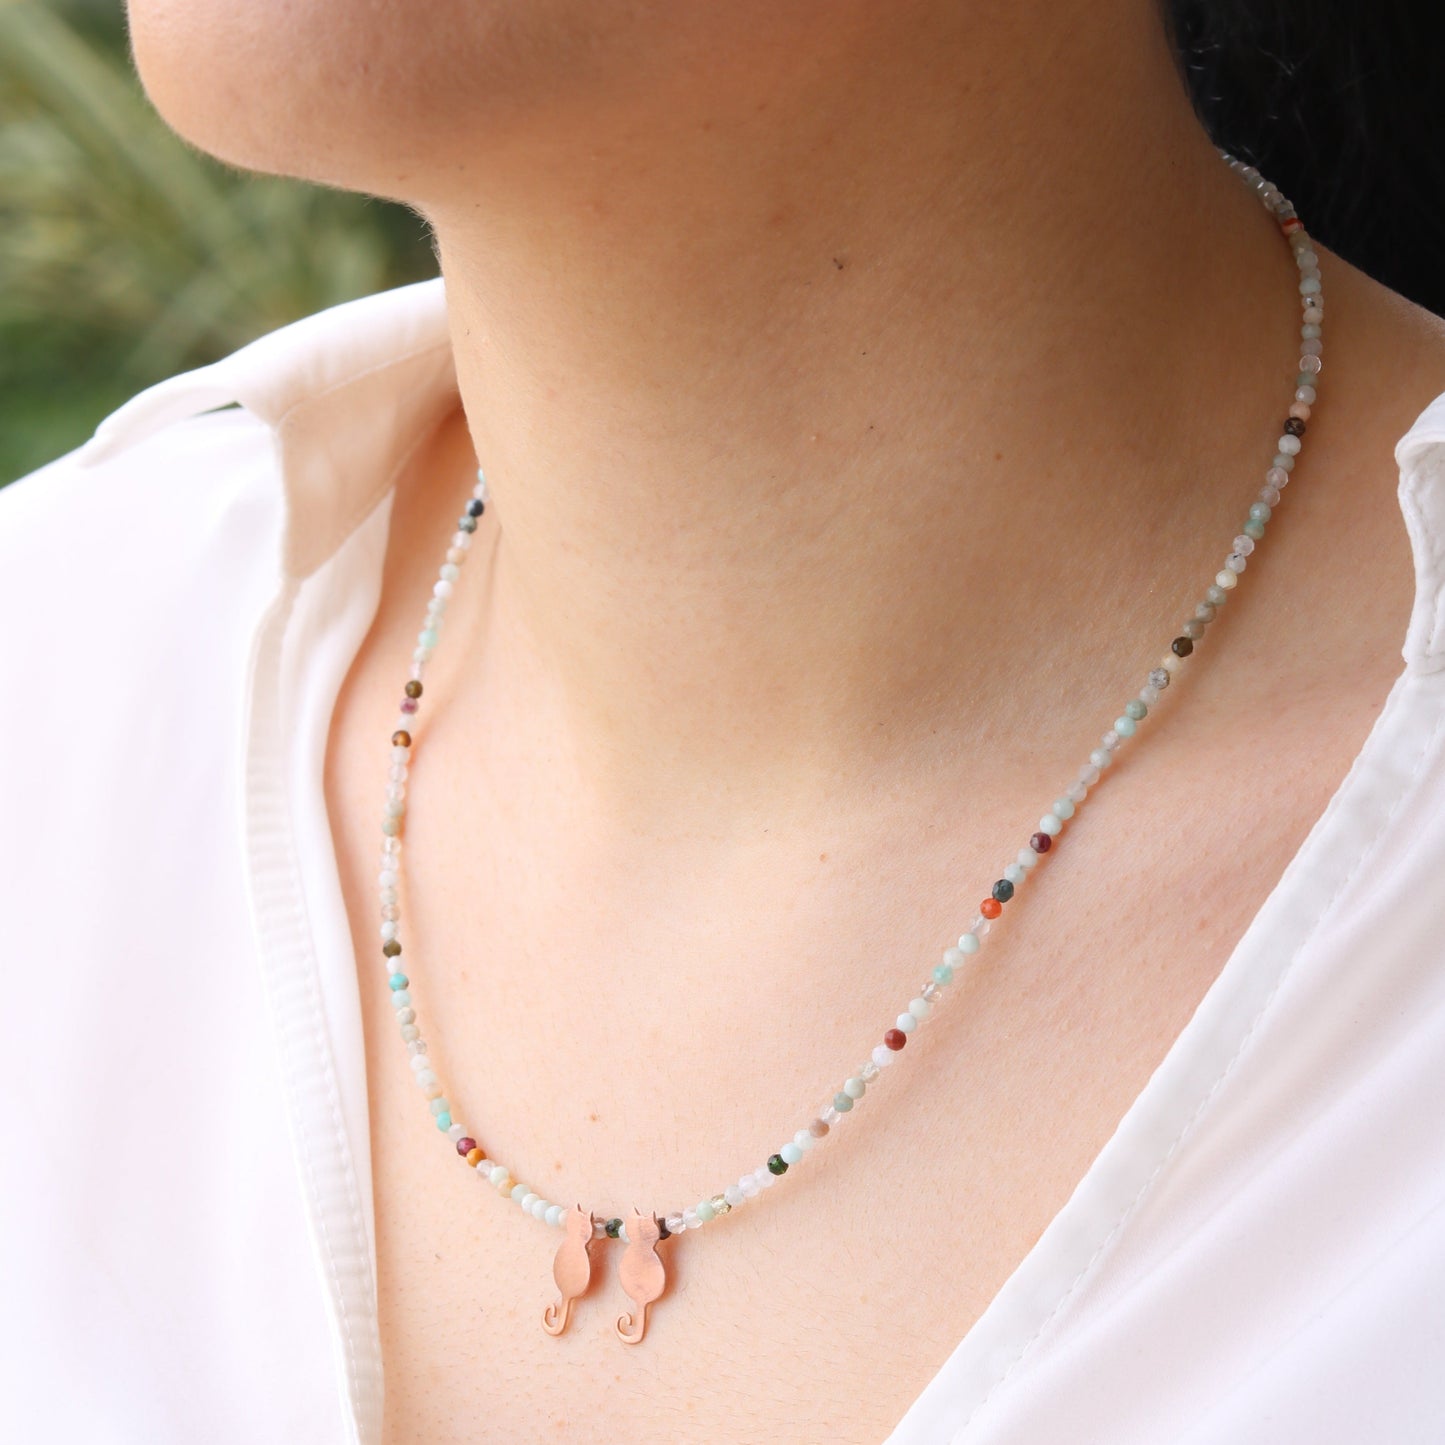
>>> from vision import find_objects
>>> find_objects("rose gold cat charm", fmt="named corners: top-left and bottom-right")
top-left (614, 1208), bottom-right (669, 1344)
top-left (542, 1204), bottom-right (597, 1336)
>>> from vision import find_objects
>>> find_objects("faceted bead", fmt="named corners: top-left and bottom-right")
top-left (605, 1216), bottom-right (623, 1238)
top-left (1149, 667), bottom-right (1170, 689)
top-left (980, 897), bottom-right (1002, 919)
top-left (883, 1028), bottom-right (907, 1051)
top-left (809, 1118), bottom-right (830, 1138)
top-left (1182, 620), bottom-right (1205, 641)
top-left (1284, 417), bottom-right (1306, 437)
top-left (768, 1154), bottom-right (789, 1175)
top-left (391, 730), bottom-right (412, 749)
top-left (1172, 637), bottom-right (1194, 657)
top-left (456, 1137), bottom-right (477, 1156)
top-left (1030, 832), bottom-right (1052, 854)
top-left (1125, 700), bottom-right (1147, 720)
top-left (992, 878), bottom-right (1014, 903)
top-left (834, 1092), bottom-right (855, 1113)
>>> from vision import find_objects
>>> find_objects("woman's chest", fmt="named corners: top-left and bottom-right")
top-left (326, 717), bottom-right (1370, 1445)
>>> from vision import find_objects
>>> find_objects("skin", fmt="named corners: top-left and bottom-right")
top-left (130, 2), bottom-right (1445, 1440)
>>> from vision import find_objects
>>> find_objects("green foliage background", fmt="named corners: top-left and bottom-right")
top-left (0, 0), bottom-right (438, 484)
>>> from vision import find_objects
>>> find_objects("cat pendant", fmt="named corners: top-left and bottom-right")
top-left (542, 1204), bottom-right (597, 1336)
top-left (614, 1208), bottom-right (668, 1344)
top-left (541, 1204), bottom-right (670, 1341)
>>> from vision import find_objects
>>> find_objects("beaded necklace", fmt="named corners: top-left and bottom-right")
top-left (374, 152), bottom-right (1323, 1343)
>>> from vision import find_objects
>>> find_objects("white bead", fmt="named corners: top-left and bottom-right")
top-left (740, 1174), bottom-right (761, 1199)
top-left (908, 996), bottom-right (930, 1021)
top-left (1017, 847), bottom-right (1038, 870)
top-left (414, 1069), bottom-right (435, 1088)
top-left (1004, 863), bottom-right (1026, 884)
top-left (489, 1165), bottom-right (510, 1187)
top-left (794, 1129), bottom-right (816, 1151)
top-left (725, 1184), bottom-right (746, 1208)
top-left (1039, 813), bottom-right (1063, 836)
top-left (872, 1044), bottom-right (895, 1068)
top-left (545, 1204), bottom-right (564, 1228)
top-left (896, 1012), bottom-right (917, 1034)
top-left (440, 563), bottom-right (460, 582)
top-left (380, 921), bottom-right (398, 940)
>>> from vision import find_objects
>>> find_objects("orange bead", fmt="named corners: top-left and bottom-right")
top-left (465, 1147), bottom-right (485, 1167)
top-left (980, 897), bottom-right (1002, 920)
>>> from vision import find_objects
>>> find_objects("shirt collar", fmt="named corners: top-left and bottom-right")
top-left (74, 276), bottom-right (458, 578)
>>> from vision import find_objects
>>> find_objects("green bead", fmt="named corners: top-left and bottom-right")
top-left (933, 961), bottom-right (955, 985)
top-left (604, 1217), bottom-right (622, 1238)
top-left (833, 1092), bottom-right (854, 1113)
top-left (1249, 502), bottom-right (1272, 522)
top-left (843, 1077), bottom-right (866, 1100)
top-left (435, 1111), bottom-right (452, 1130)
top-left (697, 1199), bottom-right (717, 1222)
top-left (1244, 518), bottom-right (1267, 540)
top-left (1125, 699), bottom-right (1147, 721)
top-left (767, 1153), bottom-right (789, 1175)
top-left (1114, 715), bottom-right (1136, 738)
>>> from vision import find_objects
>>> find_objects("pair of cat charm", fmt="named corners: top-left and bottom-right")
top-left (543, 1203), bottom-right (671, 1343)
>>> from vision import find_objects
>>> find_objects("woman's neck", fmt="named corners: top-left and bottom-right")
top-left (409, 3), bottom-right (1302, 821)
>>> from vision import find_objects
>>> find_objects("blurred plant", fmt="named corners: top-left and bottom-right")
top-left (0, 0), bottom-right (437, 483)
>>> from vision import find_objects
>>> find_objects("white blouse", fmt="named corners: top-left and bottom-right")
top-left (3, 276), bottom-right (1444, 1444)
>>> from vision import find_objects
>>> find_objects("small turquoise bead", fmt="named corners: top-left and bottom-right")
top-left (388, 972), bottom-right (409, 990)
top-left (833, 1092), bottom-right (855, 1113)
top-left (934, 961), bottom-right (955, 984)
top-left (435, 1111), bottom-right (452, 1130)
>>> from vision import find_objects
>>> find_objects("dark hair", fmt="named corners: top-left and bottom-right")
top-left (1162, 0), bottom-right (1444, 317)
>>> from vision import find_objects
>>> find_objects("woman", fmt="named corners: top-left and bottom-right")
top-left (3, 1), bottom-right (1443, 1441)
